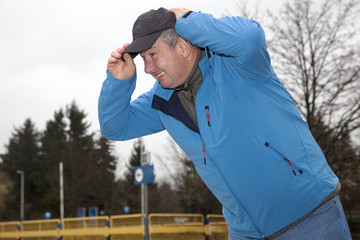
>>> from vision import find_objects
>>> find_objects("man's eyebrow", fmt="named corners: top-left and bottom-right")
top-left (149, 45), bottom-right (157, 51)
top-left (140, 45), bottom-right (157, 58)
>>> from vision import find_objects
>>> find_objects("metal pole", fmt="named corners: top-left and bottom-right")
top-left (59, 162), bottom-right (64, 223)
top-left (141, 183), bottom-right (149, 239)
top-left (144, 183), bottom-right (148, 239)
top-left (16, 170), bottom-right (24, 221)
top-left (141, 148), bottom-right (149, 240)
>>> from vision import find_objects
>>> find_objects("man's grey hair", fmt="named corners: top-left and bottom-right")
top-left (160, 28), bottom-right (180, 49)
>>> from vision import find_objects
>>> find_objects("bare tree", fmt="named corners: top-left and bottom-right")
top-left (156, 137), bottom-right (222, 214)
top-left (266, 0), bottom-right (360, 152)
top-left (266, 1), bottom-right (360, 234)
top-left (223, 0), bottom-right (265, 22)
top-left (155, 136), bottom-right (188, 188)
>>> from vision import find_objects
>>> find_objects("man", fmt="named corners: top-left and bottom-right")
top-left (98, 7), bottom-right (351, 239)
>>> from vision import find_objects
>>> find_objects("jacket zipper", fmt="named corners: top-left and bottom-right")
top-left (264, 142), bottom-right (303, 176)
top-left (202, 142), bottom-right (207, 164)
top-left (201, 105), bottom-right (212, 165)
top-left (205, 106), bottom-right (211, 126)
top-left (195, 53), bottom-right (264, 238)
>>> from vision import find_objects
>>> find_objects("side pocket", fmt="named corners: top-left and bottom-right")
top-left (264, 142), bottom-right (304, 176)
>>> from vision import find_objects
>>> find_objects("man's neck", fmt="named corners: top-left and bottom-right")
top-left (175, 46), bottom-right (199, 88)
top-left (176, 48), bottom-right (203, 91)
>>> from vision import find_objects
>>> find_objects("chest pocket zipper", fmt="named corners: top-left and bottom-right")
top-left (205, 106), bottom-right (211, 126)
top-left (264, 142), bottom-right (303, 176)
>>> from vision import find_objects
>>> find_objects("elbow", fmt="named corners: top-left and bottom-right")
top-left (99, 121), bottom-right (127, 141)
top-left (100, 127), bottom-right (115, 141)
top-left (99, 123), bottom-right (116, 141)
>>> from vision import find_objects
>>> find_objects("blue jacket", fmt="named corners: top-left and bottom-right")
top-left (98, 11), bottom-right (339, 238)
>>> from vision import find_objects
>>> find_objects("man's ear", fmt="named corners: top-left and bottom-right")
top-left (177, 38), bottom-right (192, 58)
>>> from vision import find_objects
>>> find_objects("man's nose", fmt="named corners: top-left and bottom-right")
top-left (144, 59), bottom-right (155, 74)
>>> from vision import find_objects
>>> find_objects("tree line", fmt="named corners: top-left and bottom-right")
top-left (0, 101), bottom-right (221, 221)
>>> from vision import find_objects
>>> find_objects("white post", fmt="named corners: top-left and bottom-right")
top-left (16, 170), bottom-right (24, 221)
top-left (59, 162), bottom-right (64, 223)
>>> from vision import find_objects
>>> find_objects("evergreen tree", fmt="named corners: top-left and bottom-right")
top-left (0, 119), bottom-right (44, 220)
top-left (0, 170), bottom-right (14, 219)
top-left (0, 102), bottom-right (121, 220)
top-left (94, 136), bottom-right (117, 215)
top-left (125, 138), bottom-right (144, 183)
top-left (123, 138), bottom-right (144, 213)
top-left (40, 102), bottom-right (120, 218)
top-left (63, 101), bottom-right (97, 217)
top-left (176, 156), bottom-right (222, 215)
top-left (109, 178), bottom-right (129, 215)
top-left (156, 183), bottom-right (182, 213)
top-left (39, 109), bottom-right (67, 218)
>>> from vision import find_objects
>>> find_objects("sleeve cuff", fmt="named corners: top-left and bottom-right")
top-left (106, 70), bottom-right (136, 84)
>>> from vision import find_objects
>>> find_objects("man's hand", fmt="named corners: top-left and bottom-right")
top-left (168, 8), bottom-right (191, 21)
top-left (107, 43), bottom-right (136, 80)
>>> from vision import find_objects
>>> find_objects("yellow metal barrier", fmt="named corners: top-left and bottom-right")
top-left (0, 214), bottom-right (228, 240)
top-left (149, 213), bottom-right (204, 240)
top-left (205, 214), bottom-right (228, 240)
top-left (21, 219), bottom-right (60, 239)
top-left (109, 214), bottom-right (143, 240)
top-left (62, 216), bottom-right (109, 240)
top-left (0, 221), bottom-right (20, 240)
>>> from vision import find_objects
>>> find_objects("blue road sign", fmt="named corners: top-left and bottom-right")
top-left (134, 165), bottom-right (154, 185)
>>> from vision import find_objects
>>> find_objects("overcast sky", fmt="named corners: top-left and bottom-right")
top-left (0, 0), bottom-right (284, 180)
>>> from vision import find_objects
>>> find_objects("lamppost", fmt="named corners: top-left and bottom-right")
top-left (16, 170), bottom-right (24, 221)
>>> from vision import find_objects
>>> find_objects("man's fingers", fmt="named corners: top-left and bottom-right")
top-left (106, 44), bottom-right (135, 80)
top-left (110, 43), bottom-right (131, 62)
top-left (122, 53), bottom-right (132, 62)
top-left (168, 8), bottom-right (191, 20)
top-left (108, 56), bottom-right (118, 64)
top-left (111, 43), bottom-right (130, 58)
top-left (111, 49), bottom-right (122, 59)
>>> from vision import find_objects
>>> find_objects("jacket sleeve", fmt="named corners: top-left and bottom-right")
top-left (175, 11), bottom-right (272, 77)
top-left (98, 70), bottom-right (164, 141)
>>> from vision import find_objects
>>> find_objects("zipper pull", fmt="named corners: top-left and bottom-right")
top-left (265, 142), bottom-right (303, 176)
top-left (205, 106), bottom-right (210, 126)
top-left (284, 157), bottom-right (297, 176)
top-left (202, 142), bottom-right (206, 164)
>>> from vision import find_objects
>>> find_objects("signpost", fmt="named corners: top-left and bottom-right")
top-left (134, 151), bottom-right (154, 240)
top-left (134, 165), bottom-right (155, 185)
top-left (16, 170), bottom-right (24, 221)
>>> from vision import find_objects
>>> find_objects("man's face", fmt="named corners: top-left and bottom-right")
top-left (140, 37), bottom-right (187, 89)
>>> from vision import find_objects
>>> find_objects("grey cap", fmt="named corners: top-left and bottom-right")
top-left (123, 8), bottom-right (176, 59)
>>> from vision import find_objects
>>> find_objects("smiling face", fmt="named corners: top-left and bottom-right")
top-left (140, 37), bottom-right (197, 89)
